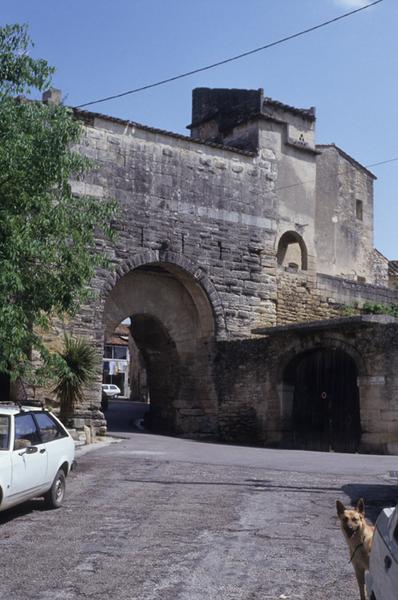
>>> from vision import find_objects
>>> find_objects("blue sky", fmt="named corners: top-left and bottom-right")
top-left (2, 0), bottom-right (397, 257)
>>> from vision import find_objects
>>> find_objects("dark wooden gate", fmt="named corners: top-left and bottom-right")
top-left (292, 349), bottom-right (360, 452)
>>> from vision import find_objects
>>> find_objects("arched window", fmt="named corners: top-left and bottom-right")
top-left (277, 231), bottom-right (308, 271)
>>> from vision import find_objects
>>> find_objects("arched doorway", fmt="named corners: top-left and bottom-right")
top-left (102, 260), bottom-right (219, 436)
top-left (283, 348), bottom-right (361, 452)
top-left (129, 314), bottom-right (181, 431)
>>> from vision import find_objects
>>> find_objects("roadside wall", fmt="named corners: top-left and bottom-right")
top-left (215, 321), bottom-right (398, 454)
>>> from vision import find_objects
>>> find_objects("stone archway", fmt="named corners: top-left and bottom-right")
top-left (281, 346), bottom-right (361, 452)
top-left (102, 250), bottom-right (227, 339)
top-left (102, 258), bottom-right (221, 436)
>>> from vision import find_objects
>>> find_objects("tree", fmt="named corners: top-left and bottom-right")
top-left (0, 24), bottom-right (116, 384)
top-left (54, 335), bottom-right (98, 424)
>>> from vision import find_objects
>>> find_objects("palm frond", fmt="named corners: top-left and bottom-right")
top-left (54, 334), bottom-right (98, 422)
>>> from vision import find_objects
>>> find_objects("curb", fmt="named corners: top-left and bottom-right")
top-left (75, 436), bottom-right (122, 457)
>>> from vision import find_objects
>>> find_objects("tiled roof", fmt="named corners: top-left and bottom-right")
top-left (73, 107), bottom-right (256, 157)
top-left (263, 97), bottom-right (316, 121)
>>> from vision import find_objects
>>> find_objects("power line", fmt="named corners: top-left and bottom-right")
top-left (274, 154), bottom-right (397, 194)
top-left (366, 157), bottom-right (398, 168)
top-left (75, 0), bottom-right (383, 109)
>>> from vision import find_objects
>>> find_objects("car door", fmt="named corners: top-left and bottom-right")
top-left (33, 412), bottom-right (70, 484)
top-left (385, 507), bottom-right (398, 597)
top-left (10, 413), bottom-right (48, 500)
top-left (368, 507), bottom-right (398, 600)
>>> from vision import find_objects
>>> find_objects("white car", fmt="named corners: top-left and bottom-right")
top-left (101, 384), bottom-right (121, 398)
top-left (0, 404), bottom-right (75, 512)
top-left (366, 502), bottom-right (398, 600)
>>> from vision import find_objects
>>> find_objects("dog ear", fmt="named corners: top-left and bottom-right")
top-left (336, 500), bottom-right (345, 516)
top-left (356, 498), bottom-right (365, 515)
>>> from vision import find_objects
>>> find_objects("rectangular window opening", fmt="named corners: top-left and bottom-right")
top-left (356, 200), bottom-right (363, 221)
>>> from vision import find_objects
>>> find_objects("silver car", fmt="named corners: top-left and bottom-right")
top-left (366, 502), bottom-right (398, 600)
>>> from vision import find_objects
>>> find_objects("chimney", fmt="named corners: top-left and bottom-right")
top-left (42, 88), bottom-right (62, 105)
top-left (188, 88), bottom-right (264, 151)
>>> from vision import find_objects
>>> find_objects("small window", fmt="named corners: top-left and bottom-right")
top-left (34, 412), bottom-right (67, 442)
top-left (14, 413), bottom-right (41, 448)
top-left (0, 416), bottom-right (10, 450)
top-left (356, 200), bottom-right (363, 221)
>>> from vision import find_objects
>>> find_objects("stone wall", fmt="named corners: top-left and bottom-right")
top-left (275, 267), bottom-right (398, 325)
top-left (215, 317), bottom-right (398, 454)
top-left (373, 249), bottom-right (389, 287)
top-left (52, 110), bottom-right (284, 433)
top-left (72, 111), bottom-right (280, 340)
top-left (317, 273), bottom-right (398, 307)
top-left (315, 145), bottom-right (375, 282)
top-left (276, 270), bottom-right (341, 324)
top-left (31, 87), bottom-right (398, 452)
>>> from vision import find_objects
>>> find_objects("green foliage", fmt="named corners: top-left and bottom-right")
top-left (341, 303), bottom-right (360, 317)
top-left (0, 24), bottom-right (53, 97)
top-left (341, 302), bottom-right (398, 318)
top-left (0, 24), bottom-right (116, 380)
top-left (53, 335), bottom-right (98, 423)
top-left (362, 302), bottom-right (398, 318)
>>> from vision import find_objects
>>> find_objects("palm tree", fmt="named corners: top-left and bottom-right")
top-left (54, 334), bottom-right (98, 425)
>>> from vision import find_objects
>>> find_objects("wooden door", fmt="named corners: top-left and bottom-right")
top-left (292, 349), bottom-right (360, 452)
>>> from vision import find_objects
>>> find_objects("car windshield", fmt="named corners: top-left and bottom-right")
top-left (0, 415), bottom-right (10, 450)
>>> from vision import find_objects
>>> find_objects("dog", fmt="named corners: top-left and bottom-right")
top-left (336, 498), bottom-right (375, 600)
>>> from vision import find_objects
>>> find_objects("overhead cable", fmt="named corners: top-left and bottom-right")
top-left (366, 157), bottom-right (398, 168)
top-left (274, 154), bottom-right (397, 194)
top-left (75, 0), bottom-right (383, 109)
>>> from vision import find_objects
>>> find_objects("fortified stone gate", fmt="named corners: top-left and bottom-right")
top-left (42, 87), bottom-right (398, 453)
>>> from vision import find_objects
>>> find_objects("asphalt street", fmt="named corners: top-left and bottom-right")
top-left (1, 401), bottom-right (397, 600)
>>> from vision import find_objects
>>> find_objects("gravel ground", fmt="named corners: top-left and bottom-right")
top-left (0, 432), bottom-right (397, 600)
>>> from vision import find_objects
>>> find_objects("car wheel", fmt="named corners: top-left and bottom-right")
top-left (44, 469), bottom-right (66, 509)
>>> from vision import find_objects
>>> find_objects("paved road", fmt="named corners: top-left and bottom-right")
top-left (1, 418), bottom-right (397, 600)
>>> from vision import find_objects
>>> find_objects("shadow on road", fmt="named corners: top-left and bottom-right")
top-left (104, 399), bottom-right (150, 435)
top-left (0, 498), bottom-right (47, 525)
top-left (341, 482), bottom-right (398, 522)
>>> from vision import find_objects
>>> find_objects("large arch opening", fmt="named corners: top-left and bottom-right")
top-left (102, 261), bottom-right (218, 436)
top-left (130, 314), bottom-right (180, 431)
top-left (282, 348), bottom-right (361, 452)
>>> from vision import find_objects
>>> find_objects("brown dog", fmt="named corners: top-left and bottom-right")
top-left (336, 498), bottom-right (374, 600)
